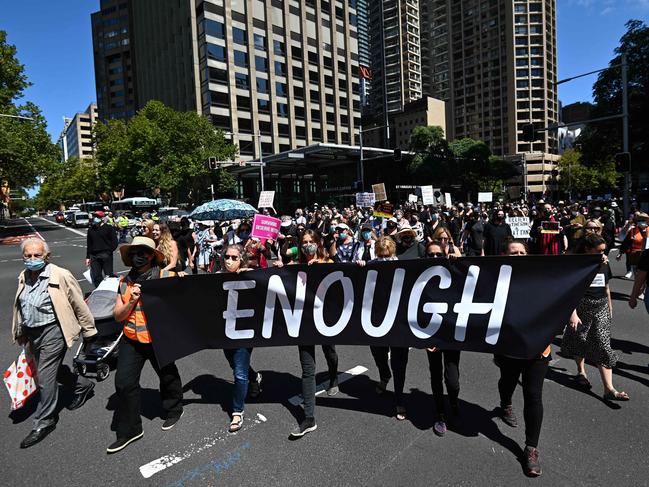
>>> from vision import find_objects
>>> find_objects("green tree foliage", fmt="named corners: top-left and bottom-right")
top-left (0, 31), bottom-right (60, 189)
top-left (578, 20), bottom-right (648, 170)
top-left (35, 157), bottom-right (101, 209)
top-left (216, 169), bottom-right (237, 198)
top-left (557, 148), bottom-right (617, 194)
top-left (95, 100), bottom-right (237, 203)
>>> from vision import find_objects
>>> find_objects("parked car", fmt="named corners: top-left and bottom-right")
top-left (72, 212), bottom-right (90, 228)
top-left (55, 211), bottom-right (65, 223)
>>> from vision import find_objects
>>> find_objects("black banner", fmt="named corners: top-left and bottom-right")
top-left (141, 256), bottom-right (601, 367)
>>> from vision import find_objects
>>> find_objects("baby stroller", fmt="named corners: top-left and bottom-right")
top-left (73, 277), bottom-right (123, 381)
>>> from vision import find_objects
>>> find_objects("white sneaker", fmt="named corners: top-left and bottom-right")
top-left (639, 293), bottom-right (644, 301)
top-left (624, 272), bottom-right (633, 279)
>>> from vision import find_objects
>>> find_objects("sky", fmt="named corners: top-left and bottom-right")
top-left (1, 0), bottom-right (648, 143)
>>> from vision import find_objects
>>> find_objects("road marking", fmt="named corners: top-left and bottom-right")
top-left (36, 216), bottom-right (86, 237)
top-left (288, 365), bottom-right (368, 406)
top-left (23, 218), bottom-right (45, 240)
top-left (139, 413), bottom-right (268, 479)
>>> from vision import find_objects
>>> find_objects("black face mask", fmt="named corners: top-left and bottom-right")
top-left (132, 255), bottom-right (150, 268)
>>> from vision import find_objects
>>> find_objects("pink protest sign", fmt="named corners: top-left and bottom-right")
top-left (251, 214), bottom-right (281, 240)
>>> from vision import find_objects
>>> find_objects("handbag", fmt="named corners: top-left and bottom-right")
top-left (3, 348), bottom-right (38, 410)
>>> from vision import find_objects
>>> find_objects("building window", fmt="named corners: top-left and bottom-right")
top-left (253, 33), bottom-right (266, 50)
top-left (233, 27), bottom-right (247, 45)
top-left (258, 98), bottom-right (271, 113)
top-left (206, 43), bottom-right (226, 62)
top-left (273, 40), bottom-right (285, 55)
top-left (235, 72), bottom-right (249, 89)
top-left (238, 118), bottom-right (253, 133)
top-left (277, 102), bottom-right (289, 118)
top-left (209, 67), bottom-right (228, 84)
top-left (275, 61), bottom-right (286, 76)
top-left (255, 56), bottom-right (268, 72)
top-left (275, 82), bottom-right (287, 97)
top-left (205, 19), bottom-right (225, 39)
top-left (256, 77), bottom-right (269, 93)
top-left (234, 50), bottom-right (248, 68)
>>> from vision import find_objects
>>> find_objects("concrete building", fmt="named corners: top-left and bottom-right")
top-left (91, 0), bottom-right (137, 121)
top-left (393, 96), bottom-right (446, 150)
top-left (418, 0), bottom-right (559, 195)
top-left (59, 104), bottom-right (98, 161)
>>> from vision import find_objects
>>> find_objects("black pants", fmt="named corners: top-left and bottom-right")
top-left (298, 345), bottom-right (338, 420)
top-left (114, 337), bottom-right (183, 438)
top-left (497, 355), bottom-right (549, 448)
top-left (90, 251), bottom-right (114, 287)
top-left (426, 350), bottom-right (460, 417)
top-left (370, 346), bottom-right (409, 407)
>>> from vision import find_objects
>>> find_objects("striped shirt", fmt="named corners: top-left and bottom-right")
top-left (19, 264), bottom-right (57, 328)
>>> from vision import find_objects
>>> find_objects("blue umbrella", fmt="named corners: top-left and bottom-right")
top-left (189, 199), bottom-right (258, 221)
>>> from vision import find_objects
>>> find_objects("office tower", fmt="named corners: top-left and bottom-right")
top-left (356, 0), bottom-right (371, 111)
top-left (368, 0), bottom-right (423, 146)
top-left (91, 0), bottom-right (137, 121)
top-left (59, 104), bottom-right (98, 161)
top-left (421, 0), bottom-right (559, 159)
top-left (91, 0), bottom-right (362, 161)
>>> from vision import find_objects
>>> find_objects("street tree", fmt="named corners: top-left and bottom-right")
top-left (0, 31), bottom-right (60, 189)
top-left (557, 148), bottom-right (617, 195)
top-left (36, 157), bottom-right (101, 209)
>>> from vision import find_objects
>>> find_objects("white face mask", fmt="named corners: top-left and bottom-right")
top-left (224, 258), bottom-right (239, 271)
top-left (374, 256), bottom-right (397, 262)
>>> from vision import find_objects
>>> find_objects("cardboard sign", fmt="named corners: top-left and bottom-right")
top-left (420, 185), bottom-right (434, 205)
top-left (251, 214), bottom-right (281, 240)
top-left (372, 183), bottom-right (387, 202)
top-left (408, 194), bottom-right (418, 203)
top-left (506, 217), bottom-right (531, 239)
top-left (541, 221), bottom-right (560, 234)
top-left (257, 191), bottom-right (275, 209)
top-left (445, 193), bottom-right (453, 206)
top-left (356, 192), bottom-right (376, 208)
top-left (478, 192), bottom-right (493, 203)
top-left (373, 202), bottom-right (394, 219)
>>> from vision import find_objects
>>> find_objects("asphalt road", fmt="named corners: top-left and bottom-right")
top-left (1, 217), bottom-right (649, 486)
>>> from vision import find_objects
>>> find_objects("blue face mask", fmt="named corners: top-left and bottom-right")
top-left (338, 232), bottom-right (347, 242)
top-left (430, 214), bottom-right (439, 223)
top-left (361, 231), bottom-right (372, 241)
top-left (24, 259), bottom-right (46, 271)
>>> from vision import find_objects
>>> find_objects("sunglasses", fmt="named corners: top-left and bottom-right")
top-left (224, 254), bottom-right (240, 261)
top-left (128, 249), bottom-right (152, 257)
top-left (427, 252), bottom-right (446, 258)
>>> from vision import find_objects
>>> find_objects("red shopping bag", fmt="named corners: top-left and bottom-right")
top-left (3, 348), bottom-right (38, 410)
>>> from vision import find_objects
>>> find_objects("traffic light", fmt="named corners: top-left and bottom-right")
top-left (393, 148), bottom-right (402, 162)
top-left (615, 152), bottom-right (631, 173)
top-left (207, 156), bottom-right (218, 170)
top-left (521, 124), bottom-right (536, 142)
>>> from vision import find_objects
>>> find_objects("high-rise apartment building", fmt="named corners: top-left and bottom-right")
top-left (368, 0), bottom-right (422, 145)
top-left (421, 0), bottom-right (559, 159)
top-left (58, 104), bottom-right (98, 161)
top-left (91, 0), bottom-right (362, 161)
top-left (91, 0), bottom-right (137, 121)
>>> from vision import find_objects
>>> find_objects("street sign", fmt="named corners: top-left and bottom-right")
top-left (258, 191), bottom-right (275, 209)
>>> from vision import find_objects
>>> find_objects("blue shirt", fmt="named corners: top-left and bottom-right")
top-left (19, 264), bottom-right (57, 328)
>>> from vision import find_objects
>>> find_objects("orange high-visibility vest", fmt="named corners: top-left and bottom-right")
top-left (119, 270), bottom-right (173, 343)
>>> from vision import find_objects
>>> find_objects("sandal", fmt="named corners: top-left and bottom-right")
top-left (603, 390), bottom-right (630, 401)
top-left (228, 414), bottom-right (243, 433)
top-left (574, 374), bottom-right (592, 390)
top-left (395, 406), bottom-right (407, 421)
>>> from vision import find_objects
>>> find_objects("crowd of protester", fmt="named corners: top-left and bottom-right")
top-left (12, 194), bottom-right (646, 478)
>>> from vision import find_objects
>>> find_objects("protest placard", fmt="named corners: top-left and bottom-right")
top-left (251, 214), bottom-right (281, 240)
top-left (373, 202), bottom-right (394, 219)
top-left (355, 192), bottom-right (376, 208)
top-left (408, 194), bottom-right (418, 203)
top-left (506, 217), bottom-right (531, 239)
top-left (478, 192), bottom-right (493, 203)
top-left (445, 193), bottom-right (453, 206)
top-left (372, 183), bottom-right (387, 201)
top-left (257, 191), bottom-right (275, 209)
top-left (420, 185), bottom-right (434, 205)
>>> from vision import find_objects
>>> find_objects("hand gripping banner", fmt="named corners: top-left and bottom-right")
top-left (141, 256), bottom-right (601, 367)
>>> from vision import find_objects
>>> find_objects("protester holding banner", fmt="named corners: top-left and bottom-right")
top-left (354, 222), bottom-right (376, 264)
top-left (396, 224), bottom-right (425, 260)
top-left (152, 222), bottom-right (179, 272)
top-left (424, 240), bottom-right (461, 437)
top-left (561, 234), bottom-right (629, 401)
top-left (218, 243), bottom-right (262, 432)
top-left (107, 236), bottom-right (184, 454)
top-left (483, 209), bottom-right (513, 256)
top-left (430, 226), bottom-right (462, 258)
top-left (495, 238), bottom-right (548, 477)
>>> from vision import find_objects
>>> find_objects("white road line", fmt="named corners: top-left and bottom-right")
top-left (288, 365), bottom-right (368, 406)
top-left (139, 413), bottom-right (268, 479)
top-left (36, 216), bottom-right (86, 237)
top-left (22, 218), bottom-right (44, 240)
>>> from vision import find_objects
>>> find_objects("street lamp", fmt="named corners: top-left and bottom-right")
top-left (223, 131), bottom-right (265, 192)
top-left (0, 113), bottom-right (35, 120)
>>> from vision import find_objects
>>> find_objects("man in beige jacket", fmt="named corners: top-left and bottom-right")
top-left (12, 237), bottom-right (98, 448)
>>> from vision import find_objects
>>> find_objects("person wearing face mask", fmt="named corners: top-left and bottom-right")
top-left (462, 210), bottom-right (485, 257)
top-left (12, 238), bottom-right (97, 448)
top-left (384, 218), bottom-right (399, 242)
top-left (396, 224), bottom-right (425, 260)
top-left (424, 211), bottom-right (443, 243)
top-left (617, 212), bottom-right (649, 278)
top-left (85, 210), bottom-right (118, 287)
top-left (354, 222), bottom-right (376, 264)
top-left (332, 223), bottom-right (359, 263)
top-left (482, 210), bottom-right (513, 256)
top-left (565, 205), bottom-right (586, 251)
top-left (108, 237), bottom-right (184, 454)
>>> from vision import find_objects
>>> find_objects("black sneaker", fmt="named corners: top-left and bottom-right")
top-left (375, 378), bottom-right (390, 394)
top-left (106, 431), bottom-right (143, 454)
top-left (248, 372), bottom-right (262, 399)
top-left (499, 405), bottom-right (518, 427)
top-left (161, 410), bottom-right (184, 431)
top-left (67, 383), bottom-right (95, 410)
top-left (290, 418), bottom-right (317, 438)
top-left (523, 446), bottom-right (542, 477)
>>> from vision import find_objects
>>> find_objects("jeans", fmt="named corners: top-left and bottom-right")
top-left (298, 345), bottom-right (338, 420)
top-left (223, 348), bottom-right (252, 414)
top-left (24, 322), bottom-right (92, 430)
top-left (90, 251), bottom-right (114, 287)
top-left (114, 337), bottom-right (183, 438)
top-left (426, 350), bottom-right (460, 418)
top-left (497, 355), bottom-right (549, 448)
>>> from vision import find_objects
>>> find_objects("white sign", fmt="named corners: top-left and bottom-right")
top-left (408, 194), bottom-right (418, 203)
top-left (372, 183), bottom-right (387, 201)
top-left (257, 191), bottom-right (275, 208)
top-left (355, 192), bottom-right (376, 208)
top-left (420, 185), bottom-right (434, 205)
top-left (478, 192), bottom-right (493, 203)
top-left (590, 273), bottom-right (606, 288)
top-left (506, 217), bottom-right (531, 239)
top-left (445, 193), bottom-right (452, 206)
